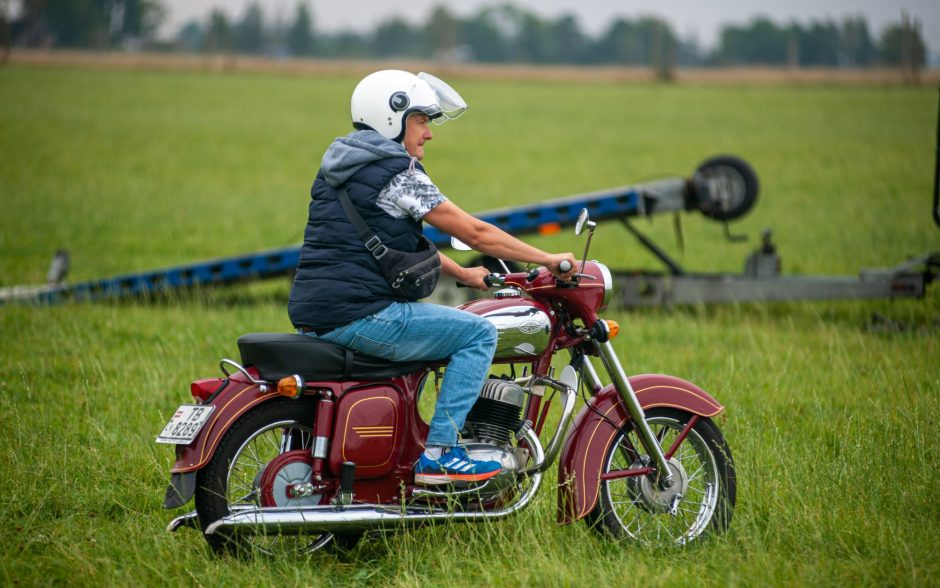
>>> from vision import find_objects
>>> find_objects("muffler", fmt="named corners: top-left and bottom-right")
top-left (205, 472), bottom-right (542, 536)
top-left (203, 429), bottom-right (545, 537)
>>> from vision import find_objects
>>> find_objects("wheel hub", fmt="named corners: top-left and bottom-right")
top-left (258, 449), bottom-right (322, 508)
top-left (627, 457), bottom-right (689, 514)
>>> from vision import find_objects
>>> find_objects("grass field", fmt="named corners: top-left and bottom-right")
top-left (1, 63), bottom-right (939, 587)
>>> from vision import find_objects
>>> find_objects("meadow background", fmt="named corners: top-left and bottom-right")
top-left (1, 62), bottom-right (938, 586)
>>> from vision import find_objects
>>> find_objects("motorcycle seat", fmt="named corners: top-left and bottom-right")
top-left (237, 333), bottom-right (431, 382)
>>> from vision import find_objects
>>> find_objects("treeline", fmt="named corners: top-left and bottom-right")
top-left (7, 0), bottom-right (165, 49)
top-left (4, 1), bottom-right (928, 69)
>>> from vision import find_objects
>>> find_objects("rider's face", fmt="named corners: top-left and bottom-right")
top-left (403, 113), bottom-right (433, 160)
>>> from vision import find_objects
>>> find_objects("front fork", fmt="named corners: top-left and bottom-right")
top-left (587, 341), bottom-right (675, 488)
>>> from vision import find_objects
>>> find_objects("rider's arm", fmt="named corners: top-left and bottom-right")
top-left (424, 201), bottom-right (576, 279)
top-left (439, 253), bottom-right (490, 290)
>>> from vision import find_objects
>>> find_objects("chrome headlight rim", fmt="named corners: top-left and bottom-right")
top-left (595, 261), bottom-right (613, 311)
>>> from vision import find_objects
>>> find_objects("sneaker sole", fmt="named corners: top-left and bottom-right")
top-left (414, 469), bottom-right (501, 486)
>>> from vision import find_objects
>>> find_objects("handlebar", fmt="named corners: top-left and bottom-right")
top-left (457, 259), bottom-right (579, 289)
top-left (483, 274), bottom-right (504, 288)
top-left (456, 273), bottom-right (506, 289)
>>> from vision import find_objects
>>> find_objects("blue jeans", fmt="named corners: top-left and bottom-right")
top-left (303, 302), bottom-right (498, 447)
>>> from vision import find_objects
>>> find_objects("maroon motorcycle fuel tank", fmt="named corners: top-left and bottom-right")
top-left (459, 294), bottom-right (553, 361)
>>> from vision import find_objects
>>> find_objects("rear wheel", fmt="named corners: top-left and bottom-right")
top-left (587, 408), bottom-right (736, 545)
top-left (194, 398), bottom-right (359, 556)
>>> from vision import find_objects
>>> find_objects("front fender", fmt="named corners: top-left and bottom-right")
top-left (556, 374), bottom-right (723, 524)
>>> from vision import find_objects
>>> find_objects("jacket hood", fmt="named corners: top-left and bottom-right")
top-left (321, 130), bottom-right (409, 187)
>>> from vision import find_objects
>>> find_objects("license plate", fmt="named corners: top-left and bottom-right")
top-left (156, 404), bottom-right (216, 444)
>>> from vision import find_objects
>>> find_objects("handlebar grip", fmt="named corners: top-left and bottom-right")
top-left (458, 274), bottom-right (502, 288)
top-left (559, 259), bottom-right (573, 273)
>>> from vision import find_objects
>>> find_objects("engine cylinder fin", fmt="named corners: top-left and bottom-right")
top-left (465, 379), bottom-right (525, 446)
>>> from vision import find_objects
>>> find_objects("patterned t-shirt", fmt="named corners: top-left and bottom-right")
top-left (376, 166), bottom-right (447, 221)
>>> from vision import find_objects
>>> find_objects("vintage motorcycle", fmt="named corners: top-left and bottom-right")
top-left (158, 209), bottom-right (736, 555)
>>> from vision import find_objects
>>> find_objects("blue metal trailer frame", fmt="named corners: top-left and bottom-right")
top-left (6, 176), bottom-right (693, 305)
top-left (8, 153), bottom-right (931, 308)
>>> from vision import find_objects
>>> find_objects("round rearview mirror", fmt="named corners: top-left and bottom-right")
top-left (575, 208), bottom-right (590, 236)
top-left (450, 236), bottom-right (472, 251)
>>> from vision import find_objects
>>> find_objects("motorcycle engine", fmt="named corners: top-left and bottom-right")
top-left (434, 379), bottom-right (532, 503)
top-left (463, 379), bottom-right (525, 446)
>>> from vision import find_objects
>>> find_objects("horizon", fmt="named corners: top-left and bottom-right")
top-left (156, 0), bottom-right (939, 55)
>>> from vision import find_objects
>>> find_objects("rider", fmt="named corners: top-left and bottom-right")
top-left (289, 70), bottom-right (576, 486)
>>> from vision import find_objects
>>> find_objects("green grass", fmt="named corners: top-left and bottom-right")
top-left (1, 64), bottom-right (939, 586)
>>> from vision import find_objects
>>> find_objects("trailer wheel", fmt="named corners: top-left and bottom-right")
top-left (691, 155), bottom-right (759, 221)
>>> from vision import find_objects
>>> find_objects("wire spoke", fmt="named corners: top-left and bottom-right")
top-left (221, 419), bottom-right (323, 555)
top-left (602, 414), bottom-right (723, 546)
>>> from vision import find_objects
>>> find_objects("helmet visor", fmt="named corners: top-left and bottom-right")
top-left (417, 72), bottom-right (467, 123)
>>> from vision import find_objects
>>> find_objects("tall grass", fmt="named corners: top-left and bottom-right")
top-left (1, 65), bottom-right (938, 586)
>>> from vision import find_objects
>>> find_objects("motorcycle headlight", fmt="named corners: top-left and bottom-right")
top-left (596, 262), bottom-right (613, 311)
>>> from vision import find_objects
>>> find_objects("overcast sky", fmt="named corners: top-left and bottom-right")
top-left (159, 0), bottom-right (939, 53)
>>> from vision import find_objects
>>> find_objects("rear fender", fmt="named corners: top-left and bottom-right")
top-left (169, 379), bottom-right (306, 476)
top-left (556, 374), bottom-right (723, 524)
top-left (164, 377), bottom-right (321, 508)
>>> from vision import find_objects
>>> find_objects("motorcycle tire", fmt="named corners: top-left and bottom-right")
top-left (194, 397), bottom-right (361, 556)
top-left (586, 407), bottom-right (736, 545)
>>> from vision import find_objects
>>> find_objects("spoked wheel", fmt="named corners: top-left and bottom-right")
top-left (195, 398), bottom-right (358, 556)
top-left (587, 408), bottom-right (736, 546)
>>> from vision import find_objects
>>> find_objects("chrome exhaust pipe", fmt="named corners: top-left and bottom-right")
top-left (204, 430), bottom-right (544, 537)
top-left (167, 510), bottom-right (199, 533)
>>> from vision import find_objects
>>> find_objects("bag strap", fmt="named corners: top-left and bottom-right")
top-left (337, 187), bottom-right (388, 260)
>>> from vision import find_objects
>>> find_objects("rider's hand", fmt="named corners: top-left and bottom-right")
top-left (461, 266), bottom-right (493, 291)
top-left (547, 253), bottom-right (578, 280)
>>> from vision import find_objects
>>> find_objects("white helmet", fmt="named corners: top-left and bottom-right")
top-left (350, 70), bottom-right (468, 142)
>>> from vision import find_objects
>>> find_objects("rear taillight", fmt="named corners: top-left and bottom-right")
top-left (190, 378), bottom-right (225, 402)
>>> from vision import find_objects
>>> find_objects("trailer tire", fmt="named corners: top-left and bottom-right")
top-left (692, 155), bottom-right (759, 221)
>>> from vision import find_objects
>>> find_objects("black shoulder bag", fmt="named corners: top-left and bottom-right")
top-left (337, 187), bottom-right (441, 301)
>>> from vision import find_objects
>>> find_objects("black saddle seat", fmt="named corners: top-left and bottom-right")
top-left (237, 333), bottom-right (429, 382)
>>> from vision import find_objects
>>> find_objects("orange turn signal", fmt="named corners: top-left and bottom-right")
top-left (277, 374), bottom-right (305, 399)
top-left (605, 320), bottom-right (620, 340)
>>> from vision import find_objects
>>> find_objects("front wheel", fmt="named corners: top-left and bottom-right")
top-left (587, 408), bottom-right (736, 545)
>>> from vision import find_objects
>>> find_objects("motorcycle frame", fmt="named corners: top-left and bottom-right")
top-left (165, 262), bottom-right (725, 522)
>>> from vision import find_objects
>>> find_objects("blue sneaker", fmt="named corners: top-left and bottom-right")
top-left (414, 446), bottom-right (502, 486)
